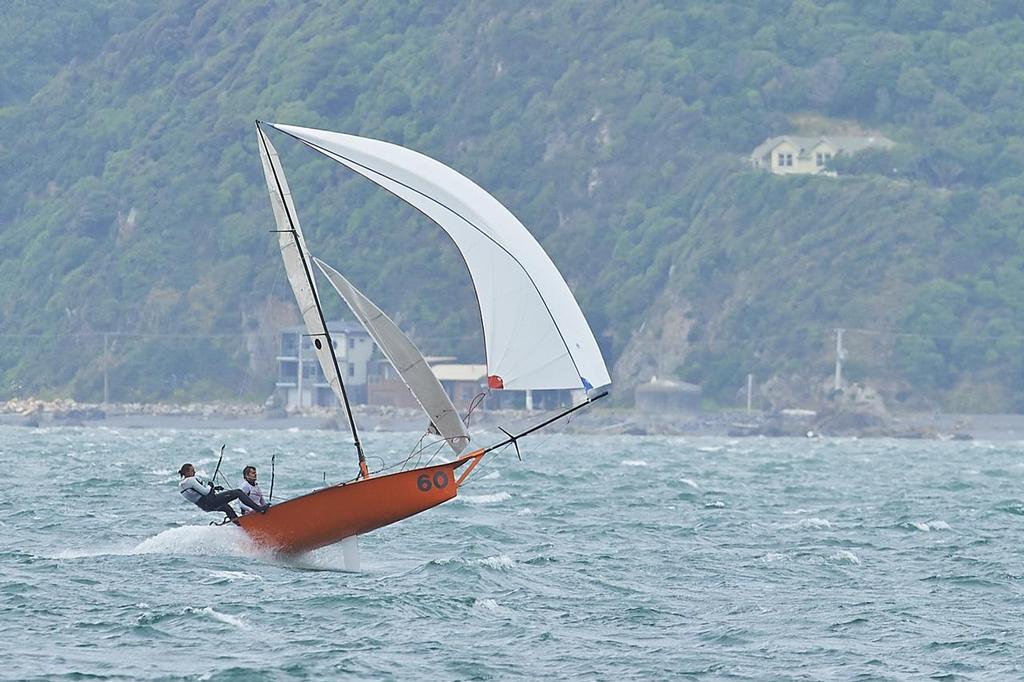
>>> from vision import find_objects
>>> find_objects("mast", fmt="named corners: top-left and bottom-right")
top-left (256, 121), bottom-right (368, 477)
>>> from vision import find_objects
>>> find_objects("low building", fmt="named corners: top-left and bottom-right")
top-left (635, 377), bottom-right (701, 413)
top-left (275, 322), bottom-right (373, 409)
top-left (750, 135), bottom-right (894, 176)
top-left (366, 358), bottom-right (421, 409)
top-left (367, 359), bottom-right (578, 412)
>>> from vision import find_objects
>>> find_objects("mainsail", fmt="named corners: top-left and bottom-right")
top-left (314, 257), bottom-right (471, 454)
top-left (256, 124), bottom-right (364, 462)
top-left (265, 123), bottom-right (611, 394)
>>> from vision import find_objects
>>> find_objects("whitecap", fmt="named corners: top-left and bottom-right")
top-left (911, 521), bottom-right (931, 532)
top-left (515, 507), bottom-right (534, 516)
top-left (621, 459), bottom-right (648, 467)
top-left (679, 478), bottom-right (700, 490)
top-left (207, 570), bottom-right (263, 583)
top-left (477, 555), bottom-right (515, 570)
top-left (460, 492), bottom-right (512, 505)
top-left (704, 500), bottom-right (725, 508)
top-left (474, 598), bottom-right (500, 611)
top-left (194, 606), bottom-right (249, 630)
top-left (480, 470), bottom-right (501, 480)
top-left (790, 518), bottom-right (831, 530)
top-left (828, 550), bottom-right (861, 565)
top-left (929, 520), bottom-right (952, 531)
top-left (783, 508), bottom-right (813, 515)
top-left (759, 552), bottom-right (789, 563)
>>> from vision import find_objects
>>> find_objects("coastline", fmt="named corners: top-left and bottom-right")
top-left (3, 397), bottom-right (1024, 441)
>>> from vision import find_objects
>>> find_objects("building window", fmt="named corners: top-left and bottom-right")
top-left (348, 337), bottom-right (356, 349)
top-left (281, 333), bottom-right (298, 356)
top-left (816, 152), bottom-right (824, 167)
top-left (302, 361), bottom-right (318, 379)
top-left (348, 362), bottom-right (355, 377)
top-left (786, 153), bottom-right (793, 166)
top-left (278, 360), bottom-right (297, 383)
top-left (777, 152), bottom-right (785, 166)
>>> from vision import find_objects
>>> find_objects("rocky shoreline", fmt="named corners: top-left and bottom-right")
top-left (2, 397), bottom-right (1024, 441)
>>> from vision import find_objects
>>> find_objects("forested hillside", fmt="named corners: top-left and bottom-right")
top-left (3, 0), bottom-right (1024, 411)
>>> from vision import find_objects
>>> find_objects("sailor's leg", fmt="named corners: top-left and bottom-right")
top-left (219, 489), bottom-right (266, 513)
top-left (204, 491), bottom-right (240, 519)
top-left (217, 503), bottom-right (239, 520)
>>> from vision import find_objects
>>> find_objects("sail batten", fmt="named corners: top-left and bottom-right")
top-left (269, 123), bottom-right (611, 393)
top-left (314, 258), bottom-right (471, 454)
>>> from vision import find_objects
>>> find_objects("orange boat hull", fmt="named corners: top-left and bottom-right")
top-left (236, 459), bottom-right (467, 554)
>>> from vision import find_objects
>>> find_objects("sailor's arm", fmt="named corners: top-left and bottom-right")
top-left (184, 476), bottom-right (214, 496)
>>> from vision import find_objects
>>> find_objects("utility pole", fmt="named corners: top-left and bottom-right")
top-left (746, 373), bottom-right (754, 413)
top-left (296, 336), bottom-right (304, 408)
top-left (834, 328), bottom-right (846, 391)
top-left (102, 333), bottom-right (110, 404)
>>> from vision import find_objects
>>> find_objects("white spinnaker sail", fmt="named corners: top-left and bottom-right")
top-left (267, 123), bottom-right (611, 393)
top-left (256, 125), bottom-right (349, 408)
top-left (315, 258), bottom-right (471, 454)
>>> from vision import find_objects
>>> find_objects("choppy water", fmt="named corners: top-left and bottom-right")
top-left (3, 425), bottom-right (1024, 679)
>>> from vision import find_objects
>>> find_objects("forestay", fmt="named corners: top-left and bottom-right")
top-left (267, 123), bottom-right (611, 393)
top-left (315, 258), bottom-right (471, 454)
top-left (256, 126), bottom-right (350, 410)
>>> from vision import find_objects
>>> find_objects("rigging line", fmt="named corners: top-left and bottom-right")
top-left (274, 126), bottom-right (591, 389)
top-left (257, 122), bottom-right (366, 470)
top-left (462, 391), bottom-right (488, 429)
top-left (480, 391), bottom-right (608, 458)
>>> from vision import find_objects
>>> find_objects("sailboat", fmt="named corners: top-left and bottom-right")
top-left (236, 121), bottom-right (611, 554)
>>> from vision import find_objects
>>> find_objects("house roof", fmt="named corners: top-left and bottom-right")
top-left (430, 364), bottom-right (487, 382)
top-left (751, 134), bottom-right (895, 160)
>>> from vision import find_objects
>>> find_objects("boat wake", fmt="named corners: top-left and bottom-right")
top-left (132, 524), bottom-right (256, 556)
top-left (47, 525), bottom-right (258, 560)
top-left (49, 525), bottom-right (363, 572)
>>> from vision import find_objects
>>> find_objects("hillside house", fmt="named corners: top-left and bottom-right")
top-left (750, 135), bottom-right (894, 176)
top-left (275, 322), bottom-right (373, 409)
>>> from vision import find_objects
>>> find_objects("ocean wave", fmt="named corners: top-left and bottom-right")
top-left (432, 555), bottom-right (516, 570)
top-left (620, 459), bottom-right (648, 467)
top-left (207, 570), bottom-right (264, 583)
top-left (190, 606), bottom-right (250, 630)
top-left (827, 550), bottom-right (861, 565)
top-left (787, 517), bottom-right (832, 530)
top-left (473, 598), bottom-right (501, 611)
top-left (758, 552), bottom-right (790, 563)
top-left (460, 492), bottom-right (512, 504)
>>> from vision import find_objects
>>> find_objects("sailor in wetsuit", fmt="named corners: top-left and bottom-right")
top-left (177, 463), bottom-right (269, 520)
top-left (239, 465), bottom-right (267, 516)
